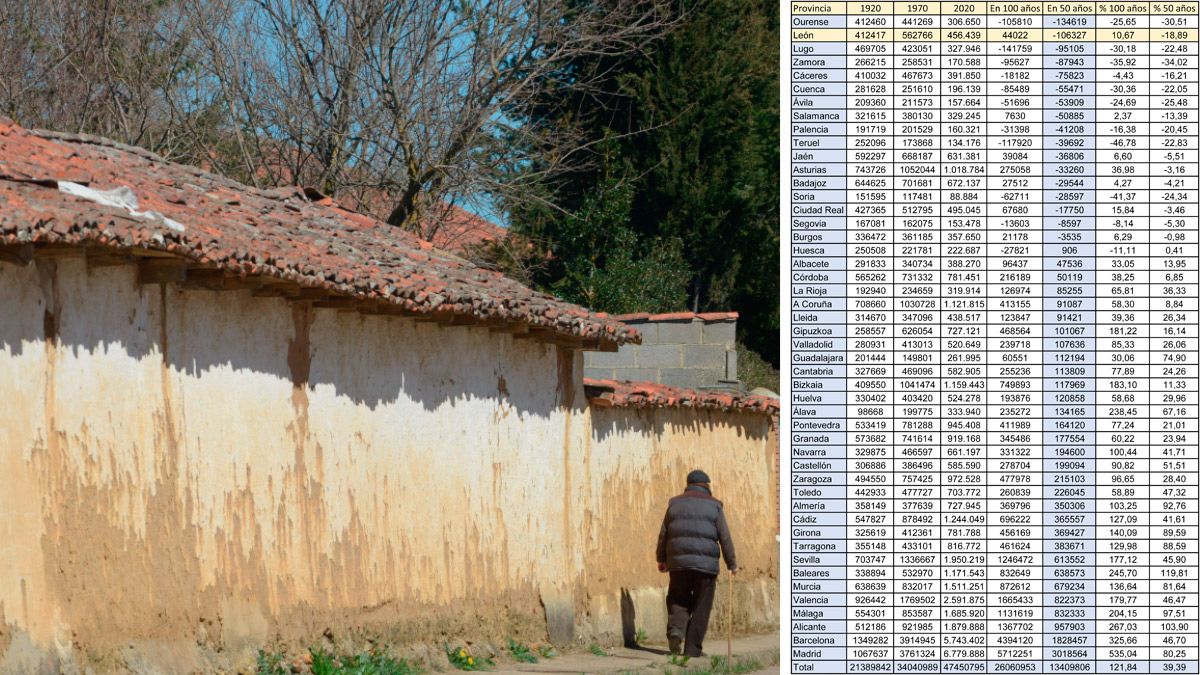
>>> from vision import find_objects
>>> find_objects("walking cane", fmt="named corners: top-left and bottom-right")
top-left (726, 568), bottom-right (733, 664)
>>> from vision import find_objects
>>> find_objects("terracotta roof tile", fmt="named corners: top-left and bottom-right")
top-left (612, 311), bottom-right (738, 323)
top-left (693, 312), bottom-right (738, 322)
top-left (648, 312), bottom-right (696, 321)
top-left (0, 124), bottom-right (638, 346)
top-left (582, 378), bottom-right (778, 415)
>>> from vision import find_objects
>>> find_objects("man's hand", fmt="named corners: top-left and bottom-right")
top-left (729, 567), bottom-right (739, 575)
top-left (657, 562), bottom-right (668, 573)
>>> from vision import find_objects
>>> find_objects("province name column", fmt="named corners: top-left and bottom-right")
top-left (790, 2), bottom-right (848, 673)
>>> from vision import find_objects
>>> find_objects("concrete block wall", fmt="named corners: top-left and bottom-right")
top-left (584, 312), bottom-right (739, 388)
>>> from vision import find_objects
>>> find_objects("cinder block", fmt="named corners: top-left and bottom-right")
top-left (701, 320), bottom-right (736, 347)
top-left (629, 322), bottom-right (658, 344)
top-left (635, 344), bottom-right (683, 369)
top-left (725, 349), bottom-right (738, 380)
top-left (655, 319), bottom-right (702, 345)
top-left (585, 347), bottom-right (636, 369)
top-left (682, 344), bottom-right (726, 372)
top-left (584, 367), bottom-right (615, 380)
top-left (658, 368), bottom-right (715, 389)
top-left (611, 367), bottom-right (660, 382)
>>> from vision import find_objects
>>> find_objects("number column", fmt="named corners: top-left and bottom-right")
top-left (894, 2), bottom-right (943, 672)
top-left (987, 2), bottom-right (1047, 672)
top-left (789, 3), bottom-right (849, 672)
top-left (1042, 3), bottom-right (1100, 673)
top-left (847, 2), bottom-right (898, 671)
top-left (1149, 2), bottom-right (1200, 673)
top-left (1097, 2), bottom-right (1153, 673)
top-left (941, 2), bottom-right (990, 673)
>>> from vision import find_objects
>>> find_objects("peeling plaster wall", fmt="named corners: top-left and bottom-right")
top-left (0, 258), bottom-right (778, 673)
top-left (577, 407), bottom-right (780, 644)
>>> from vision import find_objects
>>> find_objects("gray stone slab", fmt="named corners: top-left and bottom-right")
top-left (726, 349), bottom-right (738, 380)
top-left (543, 593), bottom-right (577, 646)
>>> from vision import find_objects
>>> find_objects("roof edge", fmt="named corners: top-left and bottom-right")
top-left (0, 121), bottom-right (641, 347)
top-left (582, 378), bottom-right (778, 415)
top-left (612, 311), bottom-right (738, 323)
top-left (0, 233), bottom-right (640, 348)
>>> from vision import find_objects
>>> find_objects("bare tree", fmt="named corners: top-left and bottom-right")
top-left (0, 0), bottom-right (214, 162)
top-left (0, 0), bottom-right (673, 241)
top-left (187, 0), bottom-right (674, 240)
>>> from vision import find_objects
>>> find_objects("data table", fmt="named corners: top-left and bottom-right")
top-left (784, 1), bottom-right (1200, 673)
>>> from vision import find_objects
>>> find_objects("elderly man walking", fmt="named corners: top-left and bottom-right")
top-left (655, 469), bottom-right (738, 657)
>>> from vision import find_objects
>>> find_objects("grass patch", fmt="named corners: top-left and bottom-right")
top-left (256, 648), bottom-right (422, 675)
top-left (256, 650), bottom-right (290, 675)
top-left (635, 628), bottom-right (648, 645)
top-left (507, 639), bottom-right (538, 663)
top-left (537, 644), bottom-right (557, 659)
top-left (668, 655), bottom-right (761, 675)
top-left (310, 647), bottom-right (423, 675)
top-left (588, 643), bottom-right (608, 657)
top-left (445, 644), bottom-right (493, 671)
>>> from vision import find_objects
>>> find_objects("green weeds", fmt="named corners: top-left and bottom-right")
top-left (668, 655), bottom-right (762, 675)
top-left (311, 647), bottom-right (422, 675)
top-left (445, 643), bottom-right (493, 671)
top-left (507, 639), bottom-right (538, 663)
top-left (256, 648), bottom-right (421, 675)
top-left (255, 650), bottom-right (290, 675)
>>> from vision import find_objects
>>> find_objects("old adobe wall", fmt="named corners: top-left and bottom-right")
top-left (0, 257), bottom-right (778, 673)
top-left (577, 405), bottom-right (780, 642)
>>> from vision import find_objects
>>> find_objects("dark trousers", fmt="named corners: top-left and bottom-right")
top-left (666, 569), bottom-right (717, 656)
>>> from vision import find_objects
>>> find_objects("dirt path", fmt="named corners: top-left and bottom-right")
top-left (487, 633), bottom-right (779, 674)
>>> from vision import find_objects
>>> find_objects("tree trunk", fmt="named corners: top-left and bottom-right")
top-left (385, 182), bottom-right (423, 231)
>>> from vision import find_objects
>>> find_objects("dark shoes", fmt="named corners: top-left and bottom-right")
top-left (667, 634), bottom-right (705, 658)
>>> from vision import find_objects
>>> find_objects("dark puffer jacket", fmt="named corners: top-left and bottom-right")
top-left (656, 486), bottom-right (737, 575)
